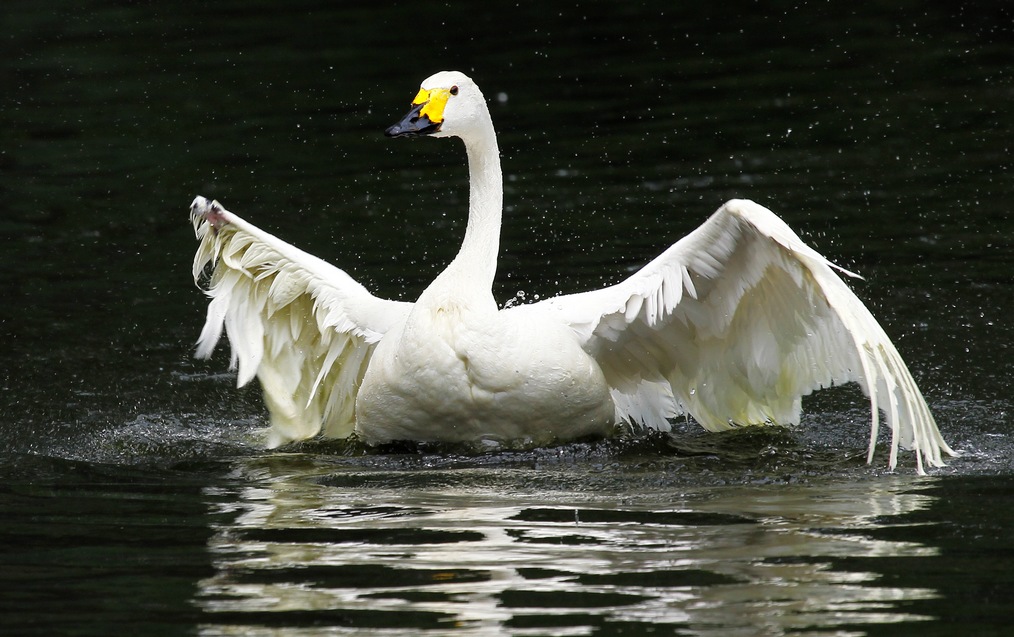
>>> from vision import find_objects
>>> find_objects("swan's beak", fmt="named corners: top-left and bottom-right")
top-left (384, 87), bottom-right (450, 137)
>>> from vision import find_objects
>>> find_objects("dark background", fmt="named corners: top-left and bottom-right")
top-left (1, 1), bottom-right (1013, 634)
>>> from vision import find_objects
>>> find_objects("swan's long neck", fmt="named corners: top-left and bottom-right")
top-left (447, 120), bottom-right (502, 291)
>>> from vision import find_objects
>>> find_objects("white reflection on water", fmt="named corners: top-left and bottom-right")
top-left (196, 457), bottom-right (939, 636)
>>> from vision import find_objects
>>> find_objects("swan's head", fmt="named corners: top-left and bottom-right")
top-left (385, 71), bottom-right (487, 140)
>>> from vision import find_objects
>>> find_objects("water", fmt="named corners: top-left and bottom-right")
top-left (2, 1), bottom-right (1013, 635)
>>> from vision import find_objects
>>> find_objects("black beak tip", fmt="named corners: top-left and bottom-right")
top-left (385, 102), bottom-right (440, 138)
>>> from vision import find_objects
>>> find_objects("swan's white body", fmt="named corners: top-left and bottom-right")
top-left (191, 70), bottom-right (954, 472)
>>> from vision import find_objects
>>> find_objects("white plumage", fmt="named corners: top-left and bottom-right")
top-left (190, 70), bottom-right (954, 473)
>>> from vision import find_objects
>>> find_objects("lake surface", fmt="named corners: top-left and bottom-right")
top-left (2, 1), bottom-right (1012, 635)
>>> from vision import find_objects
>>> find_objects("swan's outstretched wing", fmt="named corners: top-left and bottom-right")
top-left (528, 199), bottom-right (954, 473)
top-left (190, 196), bottom-right (411, 447)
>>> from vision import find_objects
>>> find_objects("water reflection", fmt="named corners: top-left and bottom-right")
top-left (196, 456), bottom-right (939, 635)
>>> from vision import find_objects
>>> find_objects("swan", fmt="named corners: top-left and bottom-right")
top-left (190, 70), bottom-right (954, 473)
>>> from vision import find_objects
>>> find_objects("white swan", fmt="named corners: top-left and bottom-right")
top-left (190, 70), bottom-right (954, 473)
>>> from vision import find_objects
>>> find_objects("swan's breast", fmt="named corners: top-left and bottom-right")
top-left (355, 304), bottom-right (615, 444)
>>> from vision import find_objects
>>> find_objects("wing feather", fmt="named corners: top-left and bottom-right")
top-left (190, 197), bottom-right (411, 447)
top-left (531, 199), bottom-right (954, 472)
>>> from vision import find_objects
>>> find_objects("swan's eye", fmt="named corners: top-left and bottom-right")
top-left (449, 85), bottom-right (459, 96)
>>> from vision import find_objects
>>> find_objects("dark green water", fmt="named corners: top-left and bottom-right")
top-left (2, 1), bottom-right (1013, 635)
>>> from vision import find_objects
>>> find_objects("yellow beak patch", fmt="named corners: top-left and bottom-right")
top-left (412, 87), bottom-right (452, 124)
